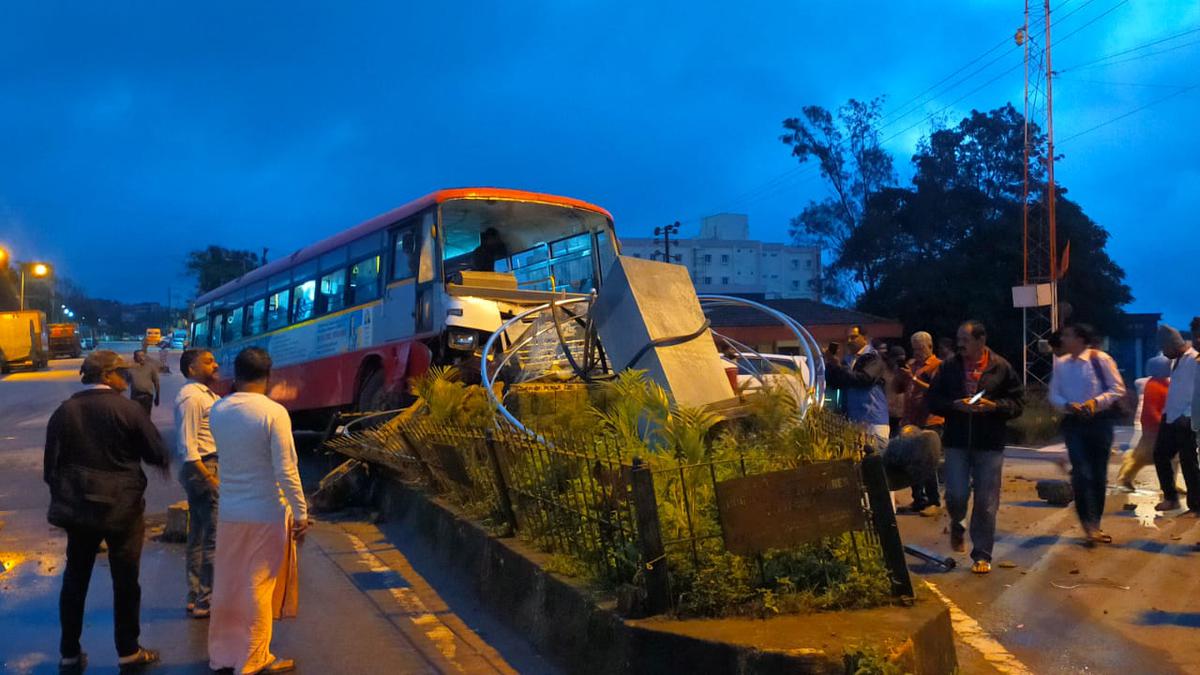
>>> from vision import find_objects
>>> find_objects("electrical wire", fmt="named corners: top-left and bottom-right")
top-left (680, 0), bottom-right (1130, 223)
top-left (1058, 25), bottom-right (1200, 71)
top-left (1057, 83), bottom-right (1199, 144)
top-left (1062, 37), bottom-right (1200, 71)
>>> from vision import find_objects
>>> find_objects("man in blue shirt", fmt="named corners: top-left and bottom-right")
top-left (825, 325), bottom-right (890, 446)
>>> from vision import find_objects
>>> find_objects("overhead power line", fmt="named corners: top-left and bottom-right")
top-left (1057, 83), bottom-right (1199, 144)
top-left (683, 0), bottom-right (1131, 224)
top-left (1058, 25), bottom-right (1200, 72)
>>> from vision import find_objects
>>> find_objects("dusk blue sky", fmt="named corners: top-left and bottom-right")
top-left (2, 1), bottom-right (1197, 326)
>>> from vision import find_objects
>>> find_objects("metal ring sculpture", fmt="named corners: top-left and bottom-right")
top-left (480, 294), bottom-right (825, 435)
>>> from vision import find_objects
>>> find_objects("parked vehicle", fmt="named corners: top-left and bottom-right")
top-left (78, 325), bottom-right (99, 350)
top-left (47, 323), bottom-right (83, 358)
top-left (0, 310), bottom-right (50, 373)
top-left (170, 328), bottom-right (188, 349)
top-left (726, 352), bottom-right (811, 402)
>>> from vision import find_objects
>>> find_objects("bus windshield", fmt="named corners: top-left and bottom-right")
top-left (440, 199), bottom-right (615, 293)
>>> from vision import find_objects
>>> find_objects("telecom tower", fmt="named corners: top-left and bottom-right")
top-left (1014, 0), bottom-right (1060, 388)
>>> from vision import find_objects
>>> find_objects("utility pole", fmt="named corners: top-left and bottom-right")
top-left (1015, 0), bottom-right (1060, 388)
top-left (653, 221), bottom-right (681, 263)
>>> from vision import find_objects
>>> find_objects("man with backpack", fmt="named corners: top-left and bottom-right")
top-left (1049, 323), bottom-right (1126, 546)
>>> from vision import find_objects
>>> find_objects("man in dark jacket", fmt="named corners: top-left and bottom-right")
top-left (825, 325), bottom-right (890, 446)
top-left (928, 321), bottom-right (1024, 574)
top-left (45, 350), bottom-right (169, 672)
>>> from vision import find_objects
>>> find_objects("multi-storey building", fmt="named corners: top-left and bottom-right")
top-left (618, 214), bottom-right (821, 300)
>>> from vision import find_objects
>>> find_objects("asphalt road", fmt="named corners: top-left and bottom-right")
top-left (0, 345), bottom-right (557, 675)
top-left (897, 436), bottom-right (1200, 674)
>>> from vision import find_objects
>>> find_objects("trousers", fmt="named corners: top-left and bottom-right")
top-left (944, 447), bottom-right (1004, 562)
top-left (1062, 416), bottom-right (1115, 531)
top-left (59, 516), bottom-right (145, 658)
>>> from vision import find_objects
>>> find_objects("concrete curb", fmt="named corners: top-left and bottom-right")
top-left (371, 469), bottom-right (957, 674)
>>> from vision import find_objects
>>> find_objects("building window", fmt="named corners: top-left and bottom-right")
top-left (721, 277), bottom-right (729, 285)
top-left (806, 259), bottom-right (813, 268)
top-left (721, 254), bottom-right (729, 264)
top-left (703, 276), bottom-right (712, 284)
top-left (704, 254), bottom-right (712, 263)
top-left (791, 259), bottom-right (799, 269)
top-left (791, 280), bottom-right (799, 289)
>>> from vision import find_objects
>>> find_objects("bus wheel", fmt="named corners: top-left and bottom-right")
top-left (356, 369), bottom-right (390, 413)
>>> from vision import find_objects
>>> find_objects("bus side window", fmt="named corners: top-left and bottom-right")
top-left (245, 298), bottom-right (266, 336)
top-left (319, 269), bottom-right (347, 314)
top-left (350, 256), bottom-right (382, 305)
top-left (267, 289), bottom-right (290, 331)
top-left (193, 318), bottom-right (209, 348)
top-left (391, 227), bottom-right (418, 281)
top-left (224, 307), bottom-right (244, 344)
top-left (210, 313), bottom-right (224, 348)
top-left (292, 279), bottom-right (317, 323)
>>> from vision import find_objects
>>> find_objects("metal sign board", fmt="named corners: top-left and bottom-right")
top-left (1012, 283), bottom-right (1053, 308)
top-left (715, 461), bottom-right (864, 556)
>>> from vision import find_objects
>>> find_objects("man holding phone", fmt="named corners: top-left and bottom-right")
top-left (929, 321), bottom-right (1024, 574)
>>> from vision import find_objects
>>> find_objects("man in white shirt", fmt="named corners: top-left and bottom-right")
top-left (1153, 324), bottom-right (1199, 512)
top-left (208, 347), bottom-right (308, 675)
top-left (174, 348), bottom-right (221, 618)
top-left (1049, 324), bottom-right (1126, 545)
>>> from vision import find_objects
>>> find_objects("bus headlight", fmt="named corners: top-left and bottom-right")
top-left (448, 328), bottom-right (477, 351)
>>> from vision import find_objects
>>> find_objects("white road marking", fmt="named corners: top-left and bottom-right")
top-left (345, 533), bottom-right (465, 671)
top-left (925, 580), bottom-right (1034, 675)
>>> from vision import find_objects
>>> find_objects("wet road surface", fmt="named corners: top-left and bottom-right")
top-left (0, 346), bottom-right (557, 674)
top-left (898, 436), bottom-right (1200, 674)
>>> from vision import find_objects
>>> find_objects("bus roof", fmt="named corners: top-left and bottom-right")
top-left (195, 187), bottom-right (613, 306)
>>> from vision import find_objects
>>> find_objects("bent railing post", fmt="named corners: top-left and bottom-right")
top-left (485, 429), bottom-right (519, 536)
top-left (630, 457), bottom-right (671, 615)
top-left (861, 452), bottom-right (915, 599)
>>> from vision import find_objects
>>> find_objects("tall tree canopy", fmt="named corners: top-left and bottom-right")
top-left (784, 102), bottom-right (1131, 358)
top-left (781, 97), bottom-right (895, 302)
top-left (185, 246), bottom-right (262, 294)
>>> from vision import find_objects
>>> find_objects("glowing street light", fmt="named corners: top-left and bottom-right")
top-left (17, 260), bottom-right (53, 311)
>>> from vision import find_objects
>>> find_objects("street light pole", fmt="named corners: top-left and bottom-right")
top-left (18, 262), bottom-right (52, 313)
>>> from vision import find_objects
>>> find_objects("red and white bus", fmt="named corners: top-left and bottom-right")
top-left (189, 187), bottom-right (617, 414)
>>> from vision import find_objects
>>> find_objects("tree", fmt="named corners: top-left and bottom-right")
top-left (185, 246), bottom-right (262, 294)
top-left (781, 97), bottom-right (895, 301)
top-left (844, 105), bottom-right (1131, 359)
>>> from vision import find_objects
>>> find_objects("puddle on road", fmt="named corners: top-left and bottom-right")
top-left (1113, 486), bottom-right (1177, 529)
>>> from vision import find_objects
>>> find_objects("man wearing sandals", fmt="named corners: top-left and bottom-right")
top-left (1049, 323), bottom-right (1126, 547)
top-left (44, 350), bottom-right (168, 672)
top-left (208, 348), bottom-right (309, 675)
top-left (928, 321), bottom-right (1024, 574)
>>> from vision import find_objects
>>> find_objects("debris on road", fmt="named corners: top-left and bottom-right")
top-left (1037, 479), bottom-right (1074, 506)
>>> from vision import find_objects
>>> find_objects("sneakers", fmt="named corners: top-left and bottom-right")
top-left (1156, 499), bottom-right (1182, 511)
top-left (920, 504), bottom-right (942, 518)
